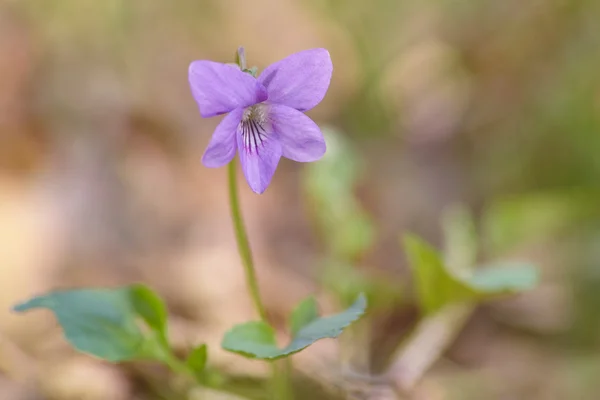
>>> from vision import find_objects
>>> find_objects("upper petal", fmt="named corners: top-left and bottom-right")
top-left (201, 108), bottom-right (243, 168)
top-left (236, 126), bottom-right (282, 194)
top-left (189, 61), bottom-right (267, 118)
top-left (269, 104), bottom-right (326, 162)
top-left (258, 48), bottom-right (332, 111)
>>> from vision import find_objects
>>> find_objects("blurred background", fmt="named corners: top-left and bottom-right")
top-left (1, 0), bottom-right (600, 399)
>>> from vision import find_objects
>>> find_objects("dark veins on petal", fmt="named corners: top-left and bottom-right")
top-left (241, 107), bottom-right (269, 154)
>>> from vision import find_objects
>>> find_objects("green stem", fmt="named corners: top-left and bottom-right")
top-left (227, 159), bottom-right (268, 321)
top-left (271, 359), bottom-right (294, 400)
top-left (227, 159), bottom-right (294, 400)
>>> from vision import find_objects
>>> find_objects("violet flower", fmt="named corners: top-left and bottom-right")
top-left (189, 48), bottom-right (333, 194)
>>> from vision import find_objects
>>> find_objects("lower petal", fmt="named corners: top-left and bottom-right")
top-left (201, 108), bottom-right (243, 167)
top-left (237, 129), bottom-right (282, 194)
top-left (269, 104), bottom-right (326, 162)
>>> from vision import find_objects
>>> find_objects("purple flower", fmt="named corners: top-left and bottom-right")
top-left (189, 48), bottom-right (333, 194)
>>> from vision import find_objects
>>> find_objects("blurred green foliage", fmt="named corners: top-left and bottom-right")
top-left (303, 127), bottom-right (374, 263)
top-left (404, 234), bottom-right (537, 315)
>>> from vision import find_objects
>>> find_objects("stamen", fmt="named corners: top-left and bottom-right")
top-left (241, 105), bottom-right (269, 154)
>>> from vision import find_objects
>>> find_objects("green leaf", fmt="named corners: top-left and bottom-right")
top-left (186, 344), bottom-right (208, 379)
top-left (129, 284), bottom-right (168, 343)
top-left (222, 294), bottom-right (367, 360)
top-left (289, 297), bottom-right (319, 336)
top-left (13, 284), bottom-right (171, 363)
top-left (222, 322), bottom-right (278, 359)
top-left (13, 287), bottom-right (145, 362)
top-left (403, 235), bottom-right (538, 315)
top-left (404, 235), bottom-right (475, 314)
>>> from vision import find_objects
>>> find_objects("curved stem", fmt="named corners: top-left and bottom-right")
top-left (227, 159), bottom-right (268, 321)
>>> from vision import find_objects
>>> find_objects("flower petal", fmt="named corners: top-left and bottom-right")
top-left (201, 108), bottom-right (243, 168)
top-left (269, 104), bottom-right (326, 162)
top-left (237, 128), bottom-right (282, 194)
top-left (258, 49), bottom-right (332, 111)
top-left (189, 61), bottom-right (267, 118)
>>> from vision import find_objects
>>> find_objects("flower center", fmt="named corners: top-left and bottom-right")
top-left (240, 104), bottom-right (269, 154)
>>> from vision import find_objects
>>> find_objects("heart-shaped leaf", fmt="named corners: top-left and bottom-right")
top-left (403, 235), bottom-right (538, 315)
top-left (222, 294), bottom-right (367, 360)
top-left (13, 284), bottom-right (169, 362)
